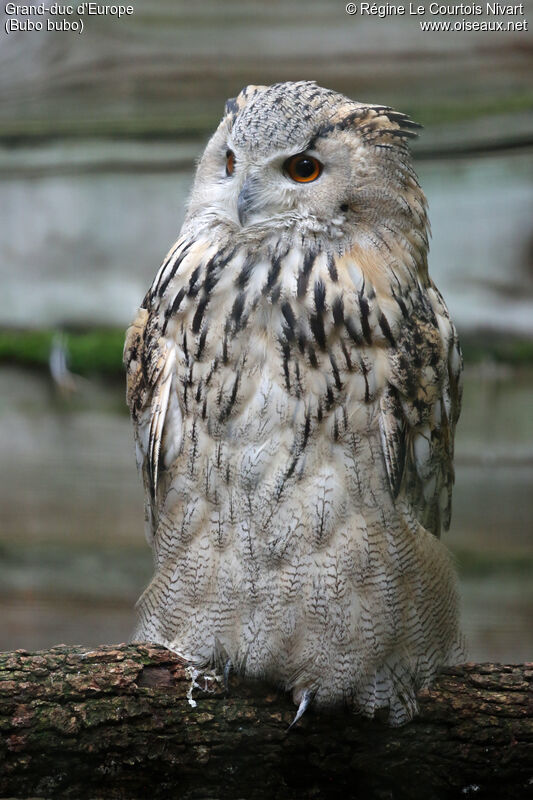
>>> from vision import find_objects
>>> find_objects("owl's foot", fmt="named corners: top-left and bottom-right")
top-left (223, 658), bottom-right (232, 692)
top-left (287, 688), bottom-right (315, 731)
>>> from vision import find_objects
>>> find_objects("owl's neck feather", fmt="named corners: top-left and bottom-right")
top-left (180, 211), bottom-right (429, 304)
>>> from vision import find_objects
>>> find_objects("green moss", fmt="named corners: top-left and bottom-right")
top-left (460, 333), bottom-right (533, 366)
top-left (408, 91), bottom-right (533, 127)
top-left (452, 547), bottom-right (533, 577)
top-left (0, 329), bottom-right (125, 375)
top-left (0, 111), bottom-right (220, 145)
top-left (0, 329), bottom-right (54, 365)
top-left (67, 329), bottom-right (125, 374)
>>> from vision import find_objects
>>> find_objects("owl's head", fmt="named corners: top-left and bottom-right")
top-left (185, 81), bottom-right (426, 252)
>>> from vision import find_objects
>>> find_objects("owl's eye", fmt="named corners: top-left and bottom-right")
top-left (284, 154), bottom-right (322, 183)
top-left (225, 150), bottom-right (235, 177)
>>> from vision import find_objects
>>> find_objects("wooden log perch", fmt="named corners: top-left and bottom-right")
top-left (0, 644), bottom-right (531, 800)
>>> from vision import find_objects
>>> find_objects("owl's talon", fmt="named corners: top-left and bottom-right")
top-left (223, 659), bottom-right (232, 692)
top-left (287, 689), bottom-right (314, 731)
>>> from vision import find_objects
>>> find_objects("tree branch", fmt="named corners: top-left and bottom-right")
top-left (1, 644), bottom-right (531, 799)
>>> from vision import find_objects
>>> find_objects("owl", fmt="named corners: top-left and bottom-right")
top-left (124, 81), bottom-right (463, 726)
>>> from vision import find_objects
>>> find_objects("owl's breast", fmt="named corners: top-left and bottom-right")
top-left (151, 244), bottom-right (410, 574)
top-left (155, 240), bottom-right (412, 455)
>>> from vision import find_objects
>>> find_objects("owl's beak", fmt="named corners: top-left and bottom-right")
top-left (237, 177), bottom-right (259, 227)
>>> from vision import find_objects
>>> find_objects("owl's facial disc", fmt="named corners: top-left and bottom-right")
top-left (184, 120), bottom-right (356, 238)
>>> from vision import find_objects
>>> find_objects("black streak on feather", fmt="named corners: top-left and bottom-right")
top-left (360, 359), bottom-right (370, 403)
top-left (182, 332), bottom-right (189, 366)
top-left (345, 316), bottom-right (363, 346)
top-left (162, 286), bottom-right (187, 334)
top-left (314, 279), bottom-right (326, 313)
top-left (156, 242), bottom-right (192, 298)
top-left (188, 266), bottom-right (202, 297)
top-left (341, 340), bottom-right (353, 371)
top-left (310, 280), bottom-right (327, 350)
top-left (380, 384), bottom-right (406, 499)
top-left (281, 301), bottom-right (296, 342)
top-left (219, 372), bottom-right (240, 422)
top-left (332, 296), bottom-right (344, 327)
top-left (310, 315), bottom-right (326, 351)
top-left (380, 128), bottom-right (419, 140)
top-left (195, 380), bottom-right (203, 403)
top-left (327, 253), bottom-right (338, 282)
top-left (294, 361), bottom-right (303, 398)
top-left (271, 285), bottom-right (281, 305)
top-left (182, 377), bottom-right (189, 414)
top-left (281, 341), bottom-right (291, 392)
top-left (205, 358), bottom-right (218, 386)
top-left (188, 420), bottom-right (198, 478)
top-left (264, 254), bottom-right (283, 294)
top-left (169, 287), bottom-right (187, 316)
top-left (231, 292), bottom-right (246, 330)
top-left (394, 292), bottom-right (409, 319)
top-left (297, 251), bottom-right (317, 298)
top-left (222, 334), bottom-right (229, 364)
top-left (236, 253), bottom-right (256, 289)
top-left (358, 291), bottom-right (372, 345)
top-left (329, 352), bottom-right (343, 390)
top-left (204, 248), bottom-right (235, 295)
top-left (192, 295), bottom-right (209, 334)
top-left (201, 253), bottom-right (218, 294)
top-left (196, 327), bottom-right (208, 360)
top-left (302, 412), bottom-right (311, 450)
top-left (379, 313), bottom-right (396, 347)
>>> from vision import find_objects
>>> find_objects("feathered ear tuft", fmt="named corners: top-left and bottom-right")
top-left (372, 107), bottom-right (423, 134)
top-left (357, 106), bottom-right (423, 147)
top-left (307, 103), bottom-right (422, 153)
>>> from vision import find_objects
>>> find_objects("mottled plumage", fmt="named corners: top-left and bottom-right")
top-left (125, 81), bottom-right (463, 725)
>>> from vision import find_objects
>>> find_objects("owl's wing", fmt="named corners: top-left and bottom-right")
top-left (124, 306), bottom-right (182, 542)
top-left (379, 288), bottom-right (462, 537)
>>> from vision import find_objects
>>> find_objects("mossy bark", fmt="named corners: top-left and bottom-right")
top-left (0, 644), bottom-right (531, 799)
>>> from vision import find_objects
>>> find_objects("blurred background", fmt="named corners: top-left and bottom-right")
top-left (0, 1), bottom-right (532, 661)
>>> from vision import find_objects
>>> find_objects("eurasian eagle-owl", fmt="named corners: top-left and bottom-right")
top-left (124, 81), bottom-right (463, 726)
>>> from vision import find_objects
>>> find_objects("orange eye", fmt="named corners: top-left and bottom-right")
top-left (284, 154), bottom-right (322, 183)
top-left (225, 149), bottom-right (235, 177)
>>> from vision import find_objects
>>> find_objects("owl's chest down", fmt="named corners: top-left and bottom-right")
top-left (156, 246), bottom-right (397, 555)
top-left (134, 242), bottom-right (462, 723)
